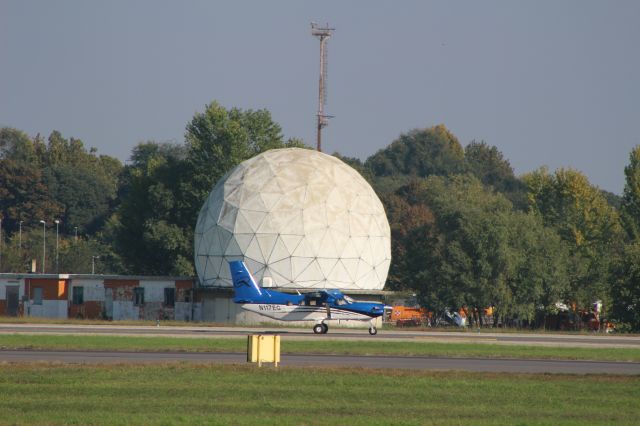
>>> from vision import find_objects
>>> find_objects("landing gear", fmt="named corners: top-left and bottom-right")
top-left (368, 326), bottom-right (377, 335)
top-left (313, 323), bottom-right (329, 334)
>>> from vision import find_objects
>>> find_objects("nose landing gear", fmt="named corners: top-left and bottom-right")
top-left (313, 323), bottom-right (329, 334)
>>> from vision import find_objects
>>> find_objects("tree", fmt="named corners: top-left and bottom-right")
top-left (365, 125), bottom-right (466, 178)
top-left (0, 127), bottom-right (122, 238)
top-left (414, 176), bottom-right (516, 318)
top-left (43, 131), bottom-right (122, 234)
top-left (503, 211), bottom-right (570, 324)
top-left (523, 167), bottom-right (622, 308)
top-left (0, 128), bottom-right (62, 231)
top-left (383, 174), bottom-right (570, 326)
top-left (611, 242), bottom-right (640, 331)
top-left (621, 145), bottom-right (640, 241)
top-left (380, 179), bottom-right (436, 291)
top-left (114, 101), bottom-right (305, 275)
top-left (0, 127), bottom-right (41, 164)
top-left (183, 101), bottom-right (304, 220)
top-left (113, 142), bottom-right (191, 275)
top-left (464, 140), bottom-right (528, 209)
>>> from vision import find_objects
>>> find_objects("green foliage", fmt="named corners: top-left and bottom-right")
top-left (621, 145), bottom-right (640, 240)
top-left (382, 175), bottom-right (570, 324)
top-left (366, 124), bottom-right (466, 177)
top-left (331, 152), bottom-right (373, 182)
top-left (601, 189), bottom-right (622, 210)
top-left (183, 101), bottom-right (288, 219)
top-left (0, 127), bottom-right (122, 244)
top-left (419, 177), bottom-right (563, 320)
top-left (522, 167), bottom-right (622, 307)
top-left (114, 101), bottom-right (301, 275)
top-left (0, 129), bottom-right (61, 229)
top-left (380, 180), bottom-right (435, 291)
top-left (464, 140), bottom-right (528, 209)
top-left (402, 176), bottom-right (504, 312)
top-left (464, 140), bottom-right (514, 188)
top-left (0, 225), bottom-right (120, 274)
top-left (113, 142), bottom-right (192, 275)
top-left (611, 242), bottom-right (640, 331)
top-left (44, 132), bottom-right (122, 234)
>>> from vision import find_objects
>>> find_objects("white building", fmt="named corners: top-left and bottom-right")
top-left (195, 148), bottom-right (392, 291)
top-left (0, 273), bottom-right (201, 321)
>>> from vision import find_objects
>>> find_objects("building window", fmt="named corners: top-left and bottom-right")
top-left (134, 287), bottom-right (144, 306)
top-left (33, 287), bottom-right (43, 305)
top-left (164, 288), bottom-right (175, 307)
top-left (72, 287), bottom-right (84, 305)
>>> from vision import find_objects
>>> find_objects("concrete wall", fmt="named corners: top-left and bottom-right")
top-left (28, 300), bottom-right (68, 318)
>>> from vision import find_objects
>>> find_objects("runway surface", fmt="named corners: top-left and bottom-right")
top-left (1, 323), bottom-right (639, 348)
top-left (1, 349), bottom-right (639, 374)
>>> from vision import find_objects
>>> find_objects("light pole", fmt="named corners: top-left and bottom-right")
top-left (92, 255), bottom-right (100, 274)
top-left (19, 221), bottom-right (23, 250)
top-left (54, 219), bottom-right (60, 273)
top-left (74, 226), bottom-right (78, 244)
top-left (39, 220), bottom-right (46, 273)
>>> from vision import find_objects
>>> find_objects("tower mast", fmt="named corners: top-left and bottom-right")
top-left (311, 23), bottom-right (334, 152)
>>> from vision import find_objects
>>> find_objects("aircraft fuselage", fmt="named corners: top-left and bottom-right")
top-left (240, 303), bottom-right (377, 322)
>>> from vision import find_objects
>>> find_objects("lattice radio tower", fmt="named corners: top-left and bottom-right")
top-left (311, 22), bottom-right (334, 152)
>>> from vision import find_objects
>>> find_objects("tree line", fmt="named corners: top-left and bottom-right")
top-left (1, 102), bottom-right (638, 330)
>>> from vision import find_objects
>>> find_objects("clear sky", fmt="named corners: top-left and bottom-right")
top-left (1, 0), bottom-right (638, 194)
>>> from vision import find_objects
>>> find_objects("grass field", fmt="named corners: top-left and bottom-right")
top-left (0, 363), bottom-right (638, 425)
top-left (2, 334), bottom-right (640, 362)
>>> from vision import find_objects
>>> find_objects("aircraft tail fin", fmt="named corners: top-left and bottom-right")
top-left (229, 260), bottom-right (263, 303)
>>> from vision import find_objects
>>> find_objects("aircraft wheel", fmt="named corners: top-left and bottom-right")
top-left (313, 324), bottom-right (325, 334)
top-left (368, 327), bottom-right (377, 335)
top-left (321, 323), bottom-right (329, 334)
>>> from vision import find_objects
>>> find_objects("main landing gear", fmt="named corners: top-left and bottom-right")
top-left (312, 323), bottom-right (378, 335)
top-left (368, 319), bottom-right (378, 335)
top-left (313, 323), bottom-right (329, 334)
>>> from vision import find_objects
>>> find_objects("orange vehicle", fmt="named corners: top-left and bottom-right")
top-left (391, 306), bottom-right (430, 327)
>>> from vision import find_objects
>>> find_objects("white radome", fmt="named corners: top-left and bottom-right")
top-left (194, 148), bottom-right (391, 290)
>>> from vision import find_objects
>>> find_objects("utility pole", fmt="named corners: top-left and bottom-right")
top-left (311, 22), bottom-right (334, 152)
top-left (40, 220), bottom-right (46, 273)
top-left (92, 255), bottom-right (100, 275)
top-left (54, 219), bottom-right (60, 273)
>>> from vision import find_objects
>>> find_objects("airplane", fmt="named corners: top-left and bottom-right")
top-left (229, 260), bottom-right (387, 335)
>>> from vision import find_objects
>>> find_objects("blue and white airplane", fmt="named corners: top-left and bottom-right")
top-left (229, 260), bottom-right (387, 335)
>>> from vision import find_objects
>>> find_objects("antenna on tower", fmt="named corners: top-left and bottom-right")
top-left (311, 22), bottom-right (334, 152)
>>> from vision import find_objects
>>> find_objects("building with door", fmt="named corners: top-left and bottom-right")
top-left (0, 274), bottom-right (201, 321)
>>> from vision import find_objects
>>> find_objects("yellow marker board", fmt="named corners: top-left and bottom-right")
top-left (247, 334), bottom-right (280, 367)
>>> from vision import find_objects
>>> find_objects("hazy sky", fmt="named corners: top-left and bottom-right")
top-left (1, 0), bottom-right (638, 193)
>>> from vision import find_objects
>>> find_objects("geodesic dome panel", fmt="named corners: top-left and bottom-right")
top-left (194, 148), bottom-right (391, 290)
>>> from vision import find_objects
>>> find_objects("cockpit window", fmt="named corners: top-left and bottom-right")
top-left (342, 296), bottom-right (355, 304)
